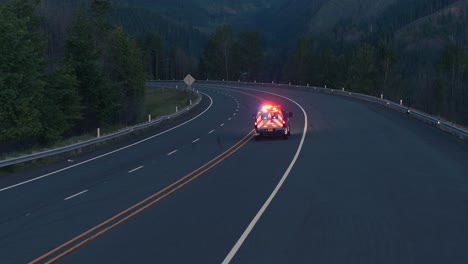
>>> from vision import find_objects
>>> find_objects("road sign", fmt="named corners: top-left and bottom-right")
top-left (184, 74), bottom-right (195, 86)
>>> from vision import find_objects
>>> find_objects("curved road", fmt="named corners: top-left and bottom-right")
top-left (0, 83), bottom-right (467, 264)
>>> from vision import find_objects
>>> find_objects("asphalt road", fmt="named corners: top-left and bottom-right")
top-left (0, 82), bottom-right (467, 264)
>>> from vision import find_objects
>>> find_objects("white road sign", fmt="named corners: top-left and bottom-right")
top-left (184, 74), bottom-right (195, 86)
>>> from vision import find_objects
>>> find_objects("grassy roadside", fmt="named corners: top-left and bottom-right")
top-left (0, 87), bottom-right (198, 167)
top-left (144, 87), bottom-right (197, 119)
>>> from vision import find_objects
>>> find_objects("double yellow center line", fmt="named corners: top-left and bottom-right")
top-left (30, 130), bottom-right (255, 264)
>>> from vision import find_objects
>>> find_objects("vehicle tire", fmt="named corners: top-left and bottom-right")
top-left (287, 126), bottom-right (291, 136)
top-left (283, 134), bottom-right (288, 140)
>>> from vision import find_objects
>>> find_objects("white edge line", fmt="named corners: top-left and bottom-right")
top-left (0, 93), bottom-right (214, 193)
top-left (192, 138), bottom-right (200, 143)
top-left (221, 86), bottom-right (308, 264)
top-left (128, 166), bottom-right (144, 173)
top-left (167, 150), bottom-right (178, 156)
top-left (64, 189), bottom-right (88, 201)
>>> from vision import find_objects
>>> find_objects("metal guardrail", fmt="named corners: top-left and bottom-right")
top-left (196, 80), bottom-right (468, 140)
top-left (0, 87), bottom-right (202, 168)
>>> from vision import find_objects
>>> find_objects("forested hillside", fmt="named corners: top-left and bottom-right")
top-left (110, 6), bottom-right (204, 54)
top-left (1, 0), bottom-right (467, 145)
top-left (107, 0), bottom-right (285, 33)
top-left (35, 0), bottom-right (206, 58)
top-left (36, 0), bottom-right (468, 125)
top-left (0, 0), bottom-right (149, 152)
top-left (285, 0), bottom-right (468, 124)
top-left (197, 0), bottom-right (468, 125)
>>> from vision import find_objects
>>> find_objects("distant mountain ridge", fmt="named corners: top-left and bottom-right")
top-left (113, 0), bottom-right (464, 47)
top-left (108, 0), bottom-right (284, 33)
top-left (306, 0), bottom-right (398, 35)
top-left (29, 0), bottom-right (466, 52)
top-left (2, 0), bottom-right (464, 48)
top-left (34, 0), bottom-right (207, 56)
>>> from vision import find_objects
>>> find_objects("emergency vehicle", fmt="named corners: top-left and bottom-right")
top-left (254, 104), bottom-right (292, 140)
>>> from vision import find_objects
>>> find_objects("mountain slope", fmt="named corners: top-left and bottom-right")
top-left (396, 0), bottom-right (468, 45)
top-left (110, 0), bottom-right (285, 33)
top-left (110, 6), bottom-right (206, 55)
top-left (36, 0), bottom-right (206, 56)
top-left (307, 0), bottom-right (397, 35)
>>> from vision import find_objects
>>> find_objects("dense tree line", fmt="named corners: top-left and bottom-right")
top-left (282, 0), bottom-right (468, 125)
top-left (136, 32), bottom-right (198, 81)
top-left (111, 6), bottom-right (201, 80)
top-left (0, 0), bottom-right (48, 143)
top-left (198, 25), bottom-right (263, 82)
top-left (2, 0), bottom-right (467, 151)
top-left (282, 36), bottom-right (467, 124)
top-left (199, 12), bottom-right (467, 125)
top-left (0, 0), bottom-right (146, 150)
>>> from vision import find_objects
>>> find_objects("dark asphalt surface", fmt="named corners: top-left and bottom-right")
top-left (0, 83), bottom-right (467, 264)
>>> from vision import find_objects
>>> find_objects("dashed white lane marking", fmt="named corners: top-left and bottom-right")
top-left (192, 138), bottom-right (200, 143)
top-left (228, 118), bottom-right (231, 121)
top-left (0, 93), bottom-right (214, 193)
top-left (167, 150), bottom-right (178, 156)
top-left (128, 166), bottom-right (143, 173)
top-left (209, 130), bottom-right (215, 134)
top-left (220, 123), bottom-right (225, 127)
top-left (233, 113), bottom-right (237, 116)
top-left (64, 190), bottom-right (88, 201)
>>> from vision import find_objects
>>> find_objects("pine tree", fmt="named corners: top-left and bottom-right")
top-left (283, 37), bottom-right (313, 85)
top-left (234, 31), bottom-right (263, 81)
top-left (347, 43), bottom-right (377, 95)
top-left (200, 25), bottom-right (234, 80)
top-left (438, 44), bottom-right (466, 120)
top-left (41, 62), bottom-right (82, 142)
top-left (139, 33), bottom-right (162, 80)
top-left (107, 26), bottom-right (145, 125)
top-left (432, 79), bottom-right (445, 116)
top-left (0, 0), bottom-right (45, 142)
top-left (315, 48), bottom-right (342, 88)
top-left (65, 13), bottom-right (117, 128)
top-left (376, 43), bottom-right (397, 96)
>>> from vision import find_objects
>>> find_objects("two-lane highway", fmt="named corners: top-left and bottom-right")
top-left (0, 85), bottom-right (306, 263)
top-left (0, 82), bottom-right (467, 263)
